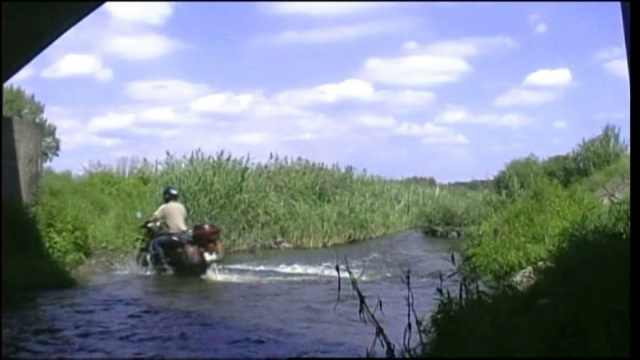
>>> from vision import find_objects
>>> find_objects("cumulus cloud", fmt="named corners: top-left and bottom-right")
top-left (361, 55), bottom-right (471, 87)
top-left (46, 109), bottom-right (124, 150)
top-left (552, 121), bottom-right (568, 129)
top-left (406, 36), bottom-right (518, 58)
top-left (190, 92), bottom-right (257, 114)
top-left (493, 88), bottom-right (557, 107)
top-left (402, 40), bottom-right (419, 50)
top-left (434, 105), bottom-right (534, 128)
top-left (102, 33), bottom-right (183, 60)
top-left (272, 79), bottom-right (436, 110)
top-left (529, 14), bottom-right (548, 34)
top-left (360, 36), bottom-right (516, 87)
top-left (125, 79), bottom-right (211, 103)
top-left (41, 54), bottom-right (113, 82)
top-left (275, 79), bottom-right (374, 105)
top-left (522, 68), bottom-right (572, 87)
top-left (269, 18), bottom-right (415, 45)
top-left (594, 46), bottom-right (628, 79)
top-left (392, 121), bottom-right (469, 145)
top-left (353, 115), bottom-right (397, 128)
top-left (264, 2), bottom-right (395, 16)
top-left (421, 134), bottom-right (469, 145)
top-left (87, 112), bottom-right (136, 133)
top-left (603, 59), bottom-right (628, 79)
top-left (593, 46), bottom-right (625, 61)
top-left (230, 132), bottom-right (272, 145)
top-left (103, 2), bottom-right (176, 26)
top-left (394, 122), bottom-right (445, 136)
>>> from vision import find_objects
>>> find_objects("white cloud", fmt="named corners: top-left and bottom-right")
top-left (125, 80), bottom-right (210, 103)
top-left (434, 105), bottom-right (534, 128)
top-left (552, 121), bottom-right (568, 129)
top-left (62, 133), bottom-right (123, 150)
top-left (103, 2), bottom-right (175, 26)
top-left (140, 107), bottom-right (178, 123)
top-left (394, 120), bottom-right (472, 145)
top-left (409, 36), bottom-right (518, 58)
top-left (360, 36), bottom-right (516, 88)
top-left (102, 33), bottom-right (182, 60)
top-left (137, 106), bottom-right (204, 126)
top-left (274, 79), bottom-right (435, 109)
top-left (353, 115), bottom-right (397, 128)
top-left (87, 112), bottom-right (136, 133)
top-left (275, 79), bottom-right (374, 106)
top-left (129, 126), bottom-right (185, 138)
top-left (593, 47), bottom-right (628, 79)
top-left (271, 18), bottom-right (414, 44)
top-left (47, 113), bottom-right (123, 150)
top-left (421, 133), bottom-right (469, 145)
top-left (534, 23), bottom-right (548, 34)
top-left (402, 41), bottom-right (419, 50)
top-left (603, 59), bottom-right (628, 79)
top-left (373, 90), bottom-right (436, 108)
top-left (522, 68), bottom-right (572, 87)
top-left (265, 2), bottom-right (395, 16)
top-left (190, 92), bottom-right (257, 114)
top-left (472, 113), bottom-right (534, 127)
top-left (394, 122), bottom-right (451, 137)
top-left (529, 14), bottom-right (548, 35)
top-left (10, 67), bottom-right (35, 82)
top-left (41, 54), bottom-right (113, 82)
top-left (230, 132), bottom-right (271, 145)
top-left (493, 88), bottom-right (557, 107)
top-left (361, 55), bottom-right (471, 87)
top-left (593, 46), bottom-right (625, 61)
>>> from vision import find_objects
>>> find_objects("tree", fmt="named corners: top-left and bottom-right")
top-left (3, 84), bottom-right (60, 163)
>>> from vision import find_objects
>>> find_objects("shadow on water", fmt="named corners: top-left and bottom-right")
top-left (2, 201), bottom-right (76, 310)
top-left (2, 230), bottom-right (463, 358)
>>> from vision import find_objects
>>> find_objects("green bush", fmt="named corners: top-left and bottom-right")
top-left (571, 124), bottom-right (628, 179)
top-left (465, 176), bottom-right (602, 281)
top-left (493, 154), bottom-right (546, 201)
top-left (423, 198), bottom-right (629, 357)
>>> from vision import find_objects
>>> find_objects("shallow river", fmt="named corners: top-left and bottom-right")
top-left (2, 230), bottom-right (463, 358)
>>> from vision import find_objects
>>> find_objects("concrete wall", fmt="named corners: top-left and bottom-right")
top-left (2, 116), bottom-right (43, 208)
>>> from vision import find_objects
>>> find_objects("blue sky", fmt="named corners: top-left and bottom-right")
top-left (7, 2), bottom-right (629, 182)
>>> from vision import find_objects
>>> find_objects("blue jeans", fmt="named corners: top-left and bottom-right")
top-left (149, 234), bottom-right (184, 267)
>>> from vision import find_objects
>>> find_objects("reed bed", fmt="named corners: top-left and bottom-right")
top-left (35, 149), bottom-right (492, 269)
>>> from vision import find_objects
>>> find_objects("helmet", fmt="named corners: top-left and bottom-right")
top-left (163, 186), bottom-right (179, 203)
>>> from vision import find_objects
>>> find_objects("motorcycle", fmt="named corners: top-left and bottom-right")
top-left (136, 220), bottom-right (224, 276)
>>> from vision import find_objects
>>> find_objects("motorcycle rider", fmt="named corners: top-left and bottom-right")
top-left (147, 186), bottom-right (189, 271)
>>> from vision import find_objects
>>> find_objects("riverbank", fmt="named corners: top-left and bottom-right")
top-left (33, 151), bottom-right (494, 272)
top-left (420, 124), bottom-right (630, 357)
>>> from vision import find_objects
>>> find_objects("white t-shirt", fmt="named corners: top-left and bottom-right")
top-left (153, 201), bottom-right (188, 233)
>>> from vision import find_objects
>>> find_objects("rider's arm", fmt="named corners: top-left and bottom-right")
top-left (148, 205), bottom-right (165, 222)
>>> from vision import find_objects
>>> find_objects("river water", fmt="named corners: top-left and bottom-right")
top-left (2, 230), bottom-right (463, 358)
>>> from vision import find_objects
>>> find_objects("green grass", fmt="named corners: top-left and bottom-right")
top-left (418, 124), bottom-right (629, 357)
top-left (423, 198), bottom-right (629, 357)
top-left (34, 150), bottom-right (493, 270)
